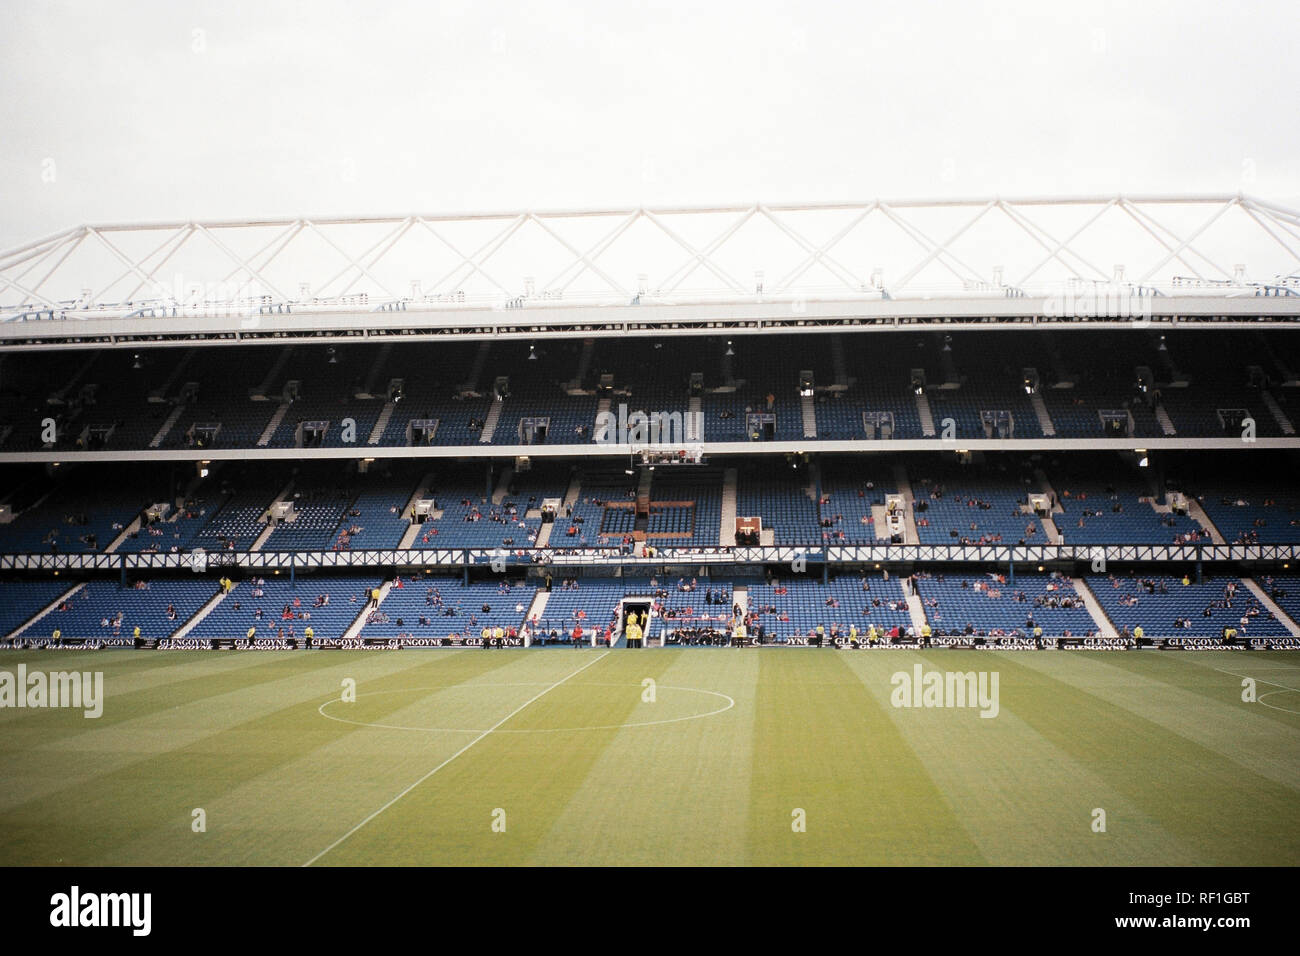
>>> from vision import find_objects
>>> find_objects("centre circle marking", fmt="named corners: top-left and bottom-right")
top-left (317, 681), bottom-right (736, 734)
top-left (1257, 688), bottom-right (1300, 716)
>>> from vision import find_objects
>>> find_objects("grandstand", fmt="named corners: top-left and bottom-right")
top-left (0, 201), bottom-right (1298, 660)
top-left (359, 577), bottom-right (530, 642)
top-left (0, 473), bottom-right (142, 554)
top-left (915, 571), bottom-right (1098, 638)
top-left (1049, 461), bottom-right (1206, 546)
top-left (911, 460), bottom-right (1045, 546)
top-left (735, 464), bottom-right (821, 545)
top-left (188, 575), bottom-right (376, 641)
top-left (817, 461), bottom-right (897, 545)
top-left (1189, 481), bottom-right (1300, 546)
top-left (6, 330), bottom-right (1300, 453)
top-left (18, 578), bottom-right (215, 642)
top-left (533, 578), bottom-right (627, 643)
top-left (5, 327), bottom-right (1300, 451)
top-left (0, 579), bottom-right (80, 636)
top-left (750, 574), bottom-right (913, 642)
top-left (1086, 573), bottom-right (1290, 639)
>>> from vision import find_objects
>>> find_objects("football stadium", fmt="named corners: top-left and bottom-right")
top-left (1, 196), bottom-right (1299, 872)
top-left (4, 12), bottom-right (1300, 932)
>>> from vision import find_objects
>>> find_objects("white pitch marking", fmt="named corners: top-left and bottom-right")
top-left (1257, 689), bottom-right (1300, 716)
top-left (1207, 665), bottom-right (1300, 695)
top-left (316, 682), bottom-right (735, 734)
top-left (302, 650), bottom-right (609, 866)
top-left (1197, 662), bottom-right (1300, 714)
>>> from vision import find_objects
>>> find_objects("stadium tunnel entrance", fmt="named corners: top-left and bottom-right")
top-left (621, 600), bottom-right (651, 647)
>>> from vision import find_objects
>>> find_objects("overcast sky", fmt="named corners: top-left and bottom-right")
top-left (2, 0), bottom-right (1297, 252)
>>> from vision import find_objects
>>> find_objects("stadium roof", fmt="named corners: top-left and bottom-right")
top-left (4, 194), bottom-right (1300, 321)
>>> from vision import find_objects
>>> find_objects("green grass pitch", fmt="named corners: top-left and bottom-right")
top-left (1, 647), bottom-right (1298, 866)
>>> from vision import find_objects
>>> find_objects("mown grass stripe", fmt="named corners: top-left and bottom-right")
top-left (1012, 651), bottom-right (1300, 794)
top-left (312, 650), bottom-right (682, 865)
top-left (848, 651), bottom-right (1201, 865)
top-left (0, 649), bottom-right (351, 744)
top-left (973, 652), bottom-right (1300, 865)
top-left (747, 650), bottom-right (984, 865)
top-left (527, 649), bottom-right (759, 866)
top-left (0, 651), bottom-right (528, 864)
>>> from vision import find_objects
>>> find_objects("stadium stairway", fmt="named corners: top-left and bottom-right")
top-left (478, 400), bottom-right (503, 443)
top-left (340, 580), bottom-right (393, 641)
top-left (1185, 497), bottom-right (1227, 544)
top-left (1025, 470), bottom-right (1062, 542)
top-left (904, 579), bottom-right (929, 634)
top-left (397, 523), bottom-right (421, 550)
top-left (1071, 577), bottom-right (1119, 638)
top-left (492, 467), bottom-right (514, 505)
top-left (562, 472), bottom-right (582, 512)
top-left (395, 472), bottom-right (436, 548)
top-left (1146, 478), bottom-right (1172, 512)
top-left (1034, 468), bottom-right (1066, 541)
top-left (1036, 509), bottom-right (1061, 544)
top-left (257, 403), bottom-right (291, 447)
top-left (104, 515), bottom-right (143, 553)
top-left (249, 521), bottom-right (277, 552)
top-left (801, 394), bottom-right (817, 438)
top-left (1261, 391), bottom-right (1296, 435)
top-left (720, 468), bottom-right (738, 546)
top-left (593, 395), bottom-right (611, 439)
top-left (869, 502), bottom-right (892, 541)
top-left (686, 395), bottom-right (703, 441)
top-left (1243, 578), bottom-right (1300, 636)
top-left (250, 477), bottom-right (297, 551)
top-left (1033, 468), bottom-right (1065, 544)
top-left (1154, 403), bottom-right (1178, 436)
top-left (366, 402), bottom-right (395, 445)
top-left (1035, 468), bottom-right (1062, 510)
top-left (1029, 392), bottom-right (1057, 436)
top-left (524, 589), bottom-right (550, 644)
top-left (534, 520), bottom-right (554, 547)
top-left (149, 404), bottom-right (187, 448)
top-left (915, 392), bottom-right (937, 436)
top-left (4, 582), bottom-right (83, 640)
top-left (172, 587), bottom-right (227, 639)
top-left (892, 463), bottom-right (920, 545)
top-left (805, 462), bottom-right (820, 503)
top-left (732, 584), bottom-right (748, 618)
